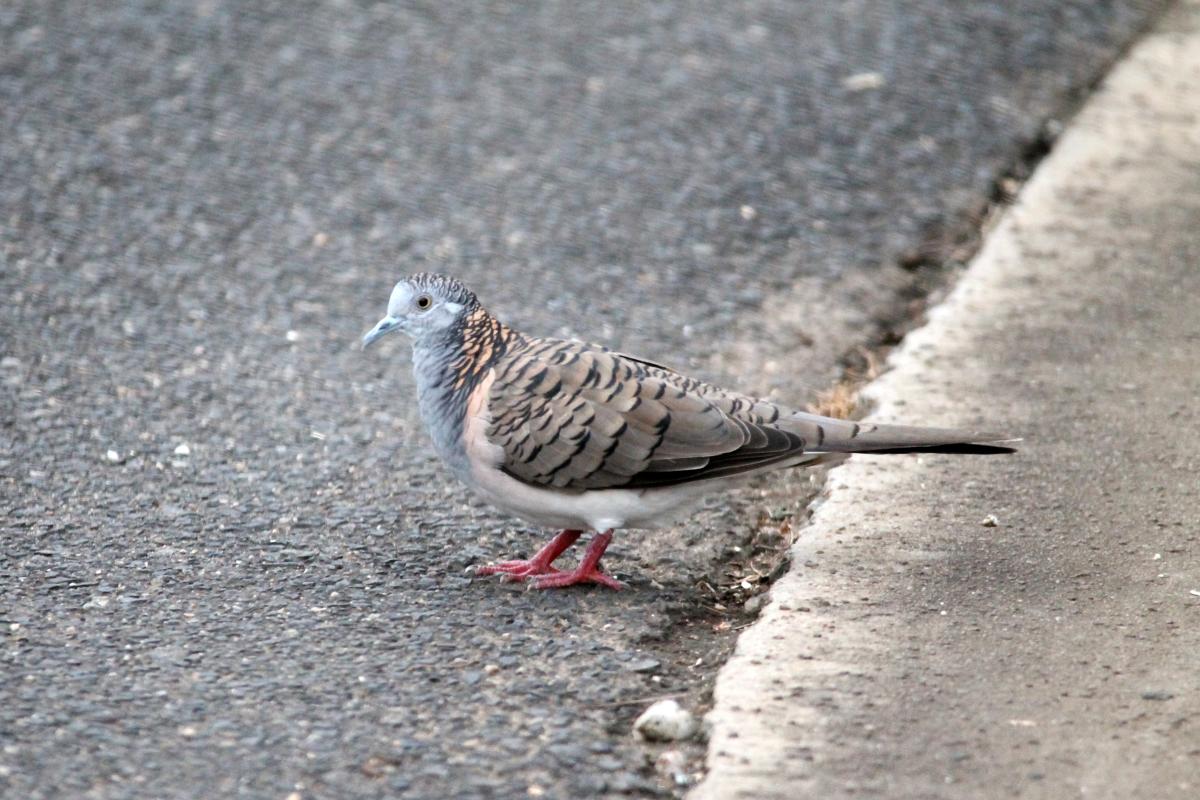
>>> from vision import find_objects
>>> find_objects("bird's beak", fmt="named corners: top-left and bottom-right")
top-left (362, 315), bottom-right (402, 349)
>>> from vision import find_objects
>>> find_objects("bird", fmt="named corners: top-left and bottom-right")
top-left (362, 272), bottom-right (1016, 590)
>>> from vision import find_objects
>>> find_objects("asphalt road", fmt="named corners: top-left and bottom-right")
top-left (0, 2), bottom-right (1167, 798)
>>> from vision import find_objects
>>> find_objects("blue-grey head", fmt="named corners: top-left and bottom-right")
top-left (362, 273), bottom-right (479, 350)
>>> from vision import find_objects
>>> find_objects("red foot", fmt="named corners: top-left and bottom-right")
top-left (531, 565), bottom-right (624, 591)
top-left (531, 531), bottom-right (624, 591)
top-left (476, 530), bottom-right (581, 581)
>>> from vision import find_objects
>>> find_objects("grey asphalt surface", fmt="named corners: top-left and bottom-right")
top-left (0, 1), bottom-right (1168, 798)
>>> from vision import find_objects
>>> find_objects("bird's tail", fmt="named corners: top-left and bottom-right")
top-left (785, 410), bottom-right (1019, 455)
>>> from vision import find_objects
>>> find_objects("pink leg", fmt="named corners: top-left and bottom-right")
top-left (531, 530), bottom-right (623, 591)
top-left (476, 530), bottom-right (582, 581)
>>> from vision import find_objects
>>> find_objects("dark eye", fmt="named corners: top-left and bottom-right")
top-left (415, 295), bottom-right (432, 311)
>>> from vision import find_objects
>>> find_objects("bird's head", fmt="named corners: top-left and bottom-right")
top-left (362, 272), bottom-right (478, 349)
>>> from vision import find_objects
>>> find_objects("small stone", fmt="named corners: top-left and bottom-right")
top-left (105, 449), bottom-right (124, 464)
top-left (286, 330), bottom-right (301, 342)
top-left (843, 71), bottom-right (885, 91)
top-left (744, 594), bottom-right (768, 614)
top-left (1141, 690), bottom-right (1173, 701)
top-left (483, 663), bottom-right (501, 675)
top-left (174, 443), bottom-right (190, 456)
top-left (627, 658), bottom-right (661, 674)
top-left (981, 514), bottom-right (999, 527)
top-left (633, 700), bottom-right (698, 742)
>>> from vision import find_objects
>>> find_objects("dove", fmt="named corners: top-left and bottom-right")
top-left (362, 273), bottom-right (1016, 590)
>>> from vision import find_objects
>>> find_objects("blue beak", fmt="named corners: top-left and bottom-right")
top-left (362, 315), bottom-right (401, 349)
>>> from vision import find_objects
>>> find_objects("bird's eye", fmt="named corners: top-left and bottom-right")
top-left (415, 295), bottom-right (432, 311)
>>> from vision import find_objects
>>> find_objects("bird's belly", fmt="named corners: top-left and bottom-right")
top-left (467, 462), bottom-right (707, 531)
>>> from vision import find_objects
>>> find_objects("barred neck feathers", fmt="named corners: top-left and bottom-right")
top-left (411, 305), bottom-right (514, 472)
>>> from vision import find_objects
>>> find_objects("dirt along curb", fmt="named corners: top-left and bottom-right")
top-left (692, 2), bottom-right (1200, 797)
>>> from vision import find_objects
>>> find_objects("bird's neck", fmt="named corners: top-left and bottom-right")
top-left (411, 306), bottom-right (514, 472)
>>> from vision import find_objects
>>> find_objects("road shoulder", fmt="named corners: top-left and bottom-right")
top-left (693, 2), bottom-right (1200, 797)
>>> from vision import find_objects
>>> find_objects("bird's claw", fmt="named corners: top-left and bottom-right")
top-left (475, 559), bottom-right (560, 581)
top-left (529, 566), bottom-right (624, 591)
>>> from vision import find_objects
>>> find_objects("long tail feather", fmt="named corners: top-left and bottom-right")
top-left (785, 411), bottom-right (1019, 455)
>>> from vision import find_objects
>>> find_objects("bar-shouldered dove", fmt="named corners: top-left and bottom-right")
top-left (363, 273), bottom-right (1016, 590)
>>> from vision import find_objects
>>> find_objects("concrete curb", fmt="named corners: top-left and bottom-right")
top-left (692, 2), bottom-right (1200, 797)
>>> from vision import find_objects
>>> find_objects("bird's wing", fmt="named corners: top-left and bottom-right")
top-left (484, 338), bottom-right (811, 491)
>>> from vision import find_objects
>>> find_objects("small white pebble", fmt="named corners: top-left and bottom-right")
top-left (312, 232), bottom-right (329, 247)
top-left (1153, 553), bottom-right (1162, 560)
top-left (174, 443), bottom-right (190, 456)
top-left (105, 449), bottom-right (122, 463)
top-left (634, 700), bottom-right (698, 742)
top-left (981, 514), bottom-right (999, 527)
top-left (178, 725), bottom-right (197, 738)
top-left (1189, 590), bottom-right (1200, 598)
top-left (843, 71), bottom-right (884, 91)
top-left (739, 204), bottom-right (757, 221)
top-left (285, 330), bottom-right (301, 342)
